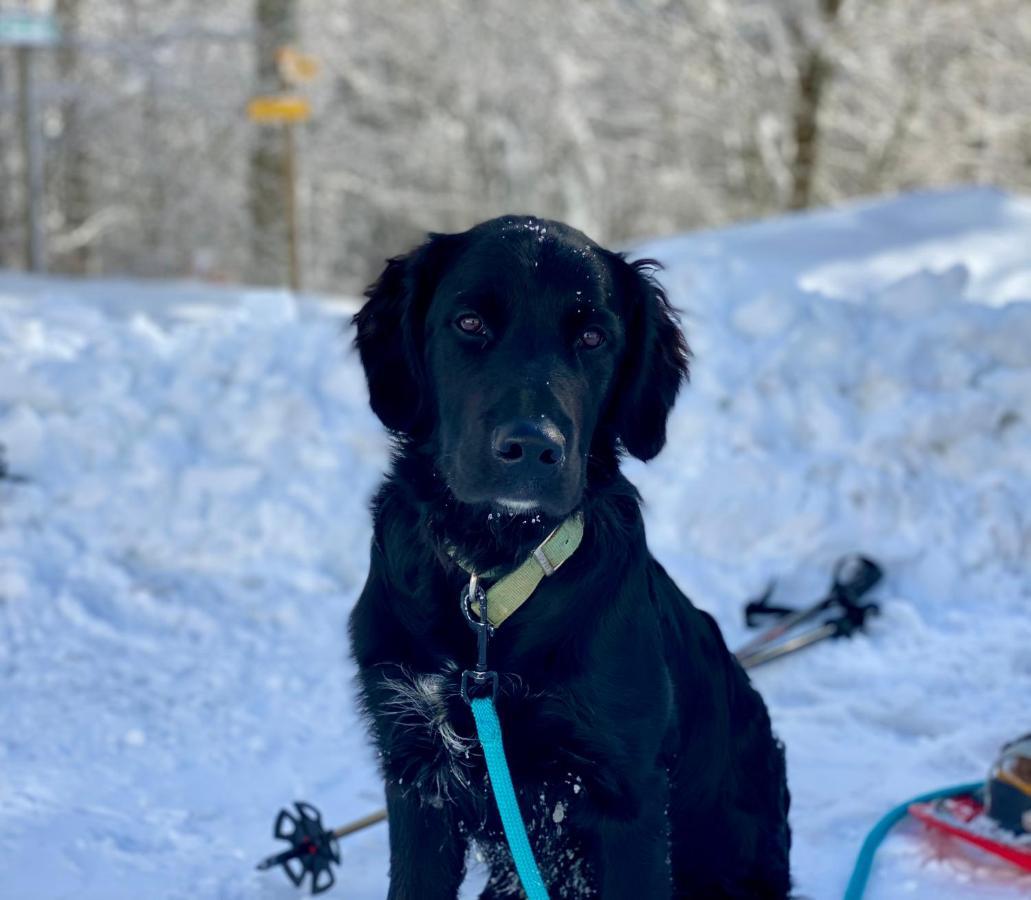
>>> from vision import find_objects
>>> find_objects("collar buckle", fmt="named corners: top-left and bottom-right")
top-left (531, 545), bottom-right (556, 576)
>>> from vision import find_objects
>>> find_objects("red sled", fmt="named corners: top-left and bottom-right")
top-left (909, 793), bottom-right (1031, 873)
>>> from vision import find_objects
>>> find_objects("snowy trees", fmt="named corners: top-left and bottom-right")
top-left (0, 0), bottom-right (1028, 293)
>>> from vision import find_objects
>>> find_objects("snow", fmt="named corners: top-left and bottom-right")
top-left (1, 186), bottom-right (1030, 898)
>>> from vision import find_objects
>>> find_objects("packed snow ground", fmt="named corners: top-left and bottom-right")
top-left (1, 186), bottom-right (1029, 899)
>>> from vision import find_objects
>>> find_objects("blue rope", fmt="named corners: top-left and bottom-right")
top-left (842, 781), bottom-right (982, 899)
top-left (471, 694), bottom-right (984, 900)
top-left (469, 696), bottom-right (550, 900)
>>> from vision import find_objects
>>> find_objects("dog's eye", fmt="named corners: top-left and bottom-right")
top-left (456, 314), bottom-right (485, 335)
top-left (579, 328), bottom-right (605, 349)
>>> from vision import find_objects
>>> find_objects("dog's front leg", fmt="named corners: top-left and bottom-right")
top-left (596, 769), bottom-right (672, 899)
top-left (385, 777), bottom-right (467, 900)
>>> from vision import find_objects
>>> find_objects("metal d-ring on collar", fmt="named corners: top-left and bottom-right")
top-left (460, 573), bottom-right (499, 704)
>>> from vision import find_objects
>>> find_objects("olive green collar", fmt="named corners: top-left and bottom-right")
top-left (449, 512), bottom-right (585, 627)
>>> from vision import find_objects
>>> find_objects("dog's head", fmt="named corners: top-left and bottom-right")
top-left (354, 216), bottom-right (689, 519)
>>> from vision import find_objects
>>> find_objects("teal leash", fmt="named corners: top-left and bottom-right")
top-left (470, 697), bottom-right (550, 900)
top-left (842, 781), bottom-right (982, 899)
top-left (460, 577), bottom-right (551, 900)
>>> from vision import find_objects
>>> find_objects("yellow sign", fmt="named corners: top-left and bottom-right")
top-left (277, 47), bottom-right (319, 85)
top-left (247, 95), bottom-right (311, 123)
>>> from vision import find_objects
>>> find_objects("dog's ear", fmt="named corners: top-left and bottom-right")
top-left (608, 255), bottom-right (690, 461)
top-left (353, 233), bottom-right (457, 434)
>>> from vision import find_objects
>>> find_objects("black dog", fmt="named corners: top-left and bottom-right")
top-left (350, 216), bottom-right (791, 898)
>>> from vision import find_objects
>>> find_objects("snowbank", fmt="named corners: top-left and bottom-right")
top-left (1, 187), bottom-right (1029, 898)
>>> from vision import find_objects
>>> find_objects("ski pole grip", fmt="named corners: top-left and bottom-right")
top-left (834, 556), bottom-right (883, 602)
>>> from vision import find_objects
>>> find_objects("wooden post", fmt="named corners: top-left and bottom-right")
top-left (16, 45), bottom-right (45, 272)
top-left (248, 38), bottom-right (316, 293)
top-left (283, 120), bottom-right (300, 293)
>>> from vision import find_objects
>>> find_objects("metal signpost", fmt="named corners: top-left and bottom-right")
top-left (1, 11), bottom-right (60, 273)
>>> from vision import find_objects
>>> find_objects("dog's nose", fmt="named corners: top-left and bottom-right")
top-left (492, 420), bottom-right (566, 469)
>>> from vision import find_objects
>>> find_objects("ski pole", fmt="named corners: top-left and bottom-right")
top-left (328, 808), bottom-right (387, 838)
top-left (737, 621), bottom-right (836, 668)
top-left (735, 555), bottom-right (882, 660)
top-left (735, 595), bottom-right (833, 660)
top-left (737, 593), bottom-right (880, 669)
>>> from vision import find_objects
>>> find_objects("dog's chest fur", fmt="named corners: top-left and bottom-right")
top-left (379, 664), bottom-right (479, 805)
top-left (382, 665), bottom-right (596, 896)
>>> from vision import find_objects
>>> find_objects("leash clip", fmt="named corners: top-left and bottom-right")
top-left (460, 574), bottom-right (498, 704)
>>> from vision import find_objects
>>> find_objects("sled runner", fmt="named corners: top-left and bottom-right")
top-left (909, 791), bottom-right (1031, 873)
top-left (910, 734), bottom-right (1031, 873)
